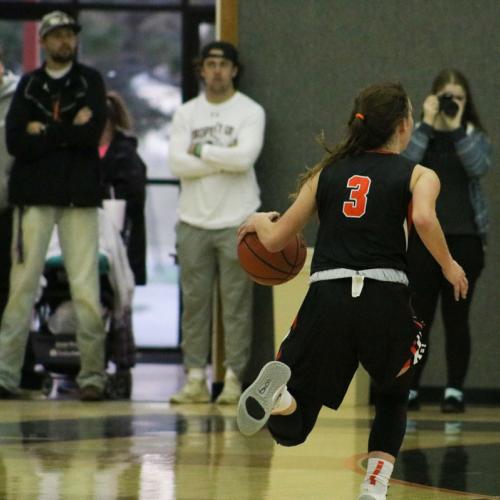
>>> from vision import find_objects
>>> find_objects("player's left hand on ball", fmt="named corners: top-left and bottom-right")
top-left (237, 212), bottom-right (279, 243)
top-left (237, 216), bottom-right (257, 243)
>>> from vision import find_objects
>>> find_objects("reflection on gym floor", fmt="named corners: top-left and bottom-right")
top-left (0, 364), bottom-right (498, 500)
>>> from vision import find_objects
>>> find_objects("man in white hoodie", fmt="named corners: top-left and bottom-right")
top-left (0, 45), bottom-right (19, 320)
top-left (169, 41), bottom-right (265, 404)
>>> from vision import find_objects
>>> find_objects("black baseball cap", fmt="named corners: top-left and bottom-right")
top-left (201, 41), bottom-right (239, 66)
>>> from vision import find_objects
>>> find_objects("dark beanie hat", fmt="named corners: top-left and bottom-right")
top-left (201, 41), bottom-right (239, 65)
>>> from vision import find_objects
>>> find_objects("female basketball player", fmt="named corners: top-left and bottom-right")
top-left (236, 82), bottom-right (468, 500)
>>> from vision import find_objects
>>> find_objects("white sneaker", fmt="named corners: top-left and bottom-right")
top-left (358, 493), bottom-right (386, 500)
top-left (170, 378), bottom-right (210, 404)
top-left (237, 361), bottom-right (291, 436)
top-left (216, 376), bottom-right (242, 405)
top-left (358, 487), bottom-right (387, 500)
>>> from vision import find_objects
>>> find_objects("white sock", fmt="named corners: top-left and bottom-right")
top-left (271, 386), bottom-right (293, 413)
top-left (361, 458), bottom-right (394, 495)
top-left (187, 368), bottom-right (205, 381)
top-left (408, 389), bottom-right (418, 401)
top-left (444, 387), bottom-right (463, 401)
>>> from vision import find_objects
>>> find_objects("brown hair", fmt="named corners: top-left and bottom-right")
top-left (106, 90), bottom-right (133, 131)
top-left (295, 82), bottom-right (410, 193)
top-left (430, 68), bottom-right (485, 132)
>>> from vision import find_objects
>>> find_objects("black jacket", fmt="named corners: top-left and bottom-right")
top-left (102, 131), bottom-right (147, 285)
top-left (6, 62), bottom-right (106, 207)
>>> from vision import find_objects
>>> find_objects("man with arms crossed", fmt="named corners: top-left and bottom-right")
top-left (0, 11), bottom-right (107, 400)
top-left (169, 41), bottom-right (265, 404)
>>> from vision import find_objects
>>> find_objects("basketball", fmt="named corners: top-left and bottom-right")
top-left (238, 233), bottom-right (307, 286)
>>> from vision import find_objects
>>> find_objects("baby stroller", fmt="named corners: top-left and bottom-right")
top-left (23, 210), bottom-right (136, 399)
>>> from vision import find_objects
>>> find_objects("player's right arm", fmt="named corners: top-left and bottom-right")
top-left (410, 164), bottom-right (468, 300)
top-left (237, 172), bottom-right (319, 252)
top-left (168, 107), bottom-right (219, 179)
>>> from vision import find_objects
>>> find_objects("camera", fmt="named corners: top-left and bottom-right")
top-left (439, 93), bottom-right (459, 118)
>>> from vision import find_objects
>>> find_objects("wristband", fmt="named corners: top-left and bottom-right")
top-left (194, 143), bottom-right (203, 158)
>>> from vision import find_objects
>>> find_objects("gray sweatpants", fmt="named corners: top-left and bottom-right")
top-left (176, 222), bottom-right (253, 380)
top-left (0, 206), bottom-right (106, 392)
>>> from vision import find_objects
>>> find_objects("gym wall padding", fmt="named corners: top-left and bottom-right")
top-left (238, 0), bottom-right (500, 394)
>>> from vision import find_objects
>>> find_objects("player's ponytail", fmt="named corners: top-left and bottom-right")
top-left (294, 82), bottom-right (410, 195)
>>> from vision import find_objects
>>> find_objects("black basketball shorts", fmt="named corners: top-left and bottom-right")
top-left (276, 279), bottom-right (425, 409)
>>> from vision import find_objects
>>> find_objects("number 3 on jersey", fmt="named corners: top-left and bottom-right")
top-left (342, 175), bottom-right (371, 218)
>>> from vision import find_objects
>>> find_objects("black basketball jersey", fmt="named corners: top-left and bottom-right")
top-left (311, 152), bottom-right (416, 273)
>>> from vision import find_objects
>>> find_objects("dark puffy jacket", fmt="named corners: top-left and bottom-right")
top-left (102, 131), bottom-right (147, 285)
top-left (6, 62), bottom-right (106, 207)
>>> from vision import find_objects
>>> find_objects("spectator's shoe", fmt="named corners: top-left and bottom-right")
top-left (170, 379), bottom-right (211, 404)
top-left (237, 361), bottom-right (291, 436)
top-left (441, 396), bottom-right (465, 413)
top-left (80, 385), bottom-right (105, 401)
top-left (215, 376), bottom-right (242, 405)
top-left (0, 386), bottom-right (15, 399)
top-left (441, 387), bottom-right (465, 413)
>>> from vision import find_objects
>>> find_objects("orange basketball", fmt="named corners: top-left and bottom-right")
top-left (238, 233), bottom-right (307, 286)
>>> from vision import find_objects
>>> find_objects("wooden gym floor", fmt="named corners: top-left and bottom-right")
top-left (0, 363), bottom-right (498, 500)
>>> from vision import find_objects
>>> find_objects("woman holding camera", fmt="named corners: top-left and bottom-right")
top-left (403, 69), bottom-right (491, 413)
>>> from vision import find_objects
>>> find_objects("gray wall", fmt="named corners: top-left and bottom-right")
top-left (239, 0), bottom-right (500, 391)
